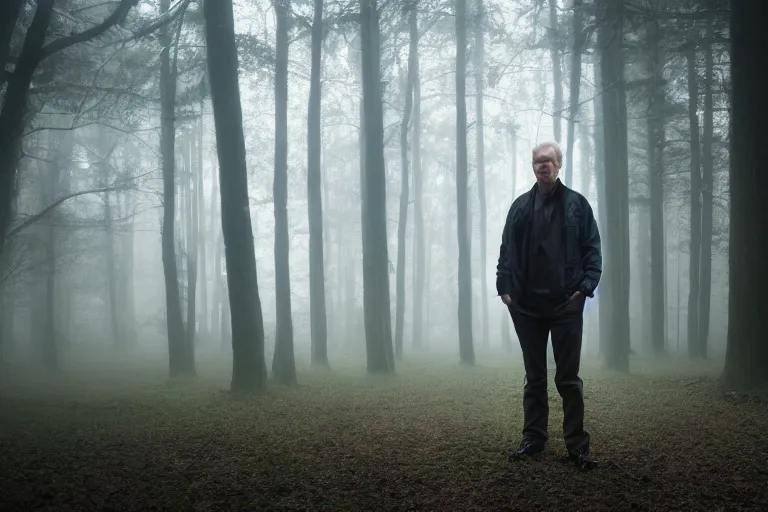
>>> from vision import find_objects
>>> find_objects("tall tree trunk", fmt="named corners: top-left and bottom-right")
top-left (197, 101), bottom-right (209, 343)
top-left (0, 0), bottom-right (23, 72)
top-left (564, 0), bottom-right (584, 188)
top-left (698, 33), bottom-right (714, 360)
top-left (722, 1), bottom-right (768, 390)
top-left (455, 0), bottom-right (475, 365)
top-left (474, 0), bottom-right (489, 350)
top-left (307, 0), bottom-right (329, 367)
top-left (547, 0), bottom-right (563, 142)
top-left (501, 126), bottom-right (518, 353)
top-left (203, 0), bottom-right (268, 392)
top-left (395, 2), bottom-right (417, 360)
top-left (185, 132), bottom-right (198, 376)
top-left (42, 133), bottom-right (59, 371)
top-left (597, 0), bottom-right (630, 372)
top-left (159, 0), bottom-right (186, 378)
top-left (685, 44), bottom-right (702, 360)
top-left (272, 0), bottom-right (297, 385)
top-left (579, 115), bottom-right (591, 198)
top-left (213, 232), bottom-right (223, 349)
top-left (647, 18), bottom-right (666, 357)
top-left (104, 190), bottom-right (123, 349)
top-left (360, 0), bottom-right (394, 374)
top-left (410, 7), bottom-right (424, 352)
top-left (592, 58), bottom-right (609, 361)
top-left (0, 0), bottom-right (54, 260)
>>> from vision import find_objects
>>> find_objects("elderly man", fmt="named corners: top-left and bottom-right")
top-left (496, 141), bottom-right (601, 471)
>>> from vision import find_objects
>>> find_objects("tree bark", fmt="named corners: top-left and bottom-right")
top-left (159, 0), bottom-right (186, 377)
top-left (409, 8), bottom-right (424, 353)
top-left (597, 0), bottom-right (630, 372)
top-left (722, 1), bottom-right (768, 390)
top-left (474, 0), bottom-right (489, 350)
top-left (564, 0), bottom-right (583, 189)
top-left (646, 18), bottom-right (666, 357)
top-left (203, 0), bottom-right (268, 392)
top-left (360, 0), bottom-right (395, 374)
top-left (547, 0), bottom-right (563, 142)
top-left (0, 0), bottom-right (23, 73)
top-left (395, 2), bottom-right (417, 360)
top-left (272, 0), bottom-right (297, 385)
top-left (307, 0), bottom-right (329, 368)
top-left (685, 44), bottom-right (702, 360)
top-left (455, 0), bottom-right (474, 365)
top-left (698, 33), bottom-right (714, 360)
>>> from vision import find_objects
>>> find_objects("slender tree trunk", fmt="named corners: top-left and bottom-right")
top-left (592, 58), bottom-right (609, 361)
top-left (501, 126), bottom-right (518, 353)
top-left (455, 0), bottom-right (475, 365)
top-left (722, 1), bottom-right (768, 389)
top-left (395, 2), bottom-right (417, 360)
top-left (698, 34), bottom-right (714, 360)
top-left (0, 0), bottom-right (54, 260)
top-left (564, 0), bottom-right (583, 188)
top-left (597, 0), bottom-right (630, 372)
top-left (579, 117), bottom-right (591, 199)
top-left (185, 132), bottom-right (198, 376)
top-left (0, 0), bottom-right (23, 72)
top-left (197, 102), bottom-right (209, 343)
top-left (203, 0), bottom-right (268, 392)
top-left (647, 18), bottom-right (666, 357)
top-left (104, 190), bottom-right (123, 349)
top-left (410, 8), bottom-right (424, 352)
top-left (685, 44), bottom-right (702, 360)
top-left (42, 134), bottom-right (59, 371)
top-left (272, 0), bottom-right (297, 385)
top-left (307, 0), bottom-right (329, 367)
top-left (159, 0), bottom-right (186, 377)
top-left (547, 0), bottom-right (563, 142)
top-left (360, 0), bottom-right (395, 373)
top-left (474, 0), bottom-right (489, 350)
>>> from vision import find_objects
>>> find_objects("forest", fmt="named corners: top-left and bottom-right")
top-left (0, 0), bottom-right (766, 510)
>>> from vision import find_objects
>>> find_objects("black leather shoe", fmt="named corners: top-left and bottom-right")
top-left (508, 439), bottom-right (545, 461)
top-left (568, 445), bottom-right (598, 472)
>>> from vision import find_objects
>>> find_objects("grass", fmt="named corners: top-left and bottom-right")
top-left (1, 353), bottom-right (767, 511)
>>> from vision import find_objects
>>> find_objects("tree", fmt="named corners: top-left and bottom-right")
top-left (272, 0), bottom-right (297, 385)
top-left (360, 0), bottom-right (394, 374)
top-left (203, 0), bottom-right (267, 392)
top-left (0, 0), bottom-right (142, 259)
top-left (722, 2), bottom-right (768, 390)
top-left (455, 0), bottom-right (474, 365)
top-left (395, 1), bottom-right (418, 360)
top-left (597, 0), bottom-right (630, 371)
top-left (159, 0), bottom-right (191, 378)
top-left (307, 0), bottom-right (329, 368)
top-left (410, 4), bottom-right (425, 352)
top-left (685, 40), bottom-right (702, 359)
top-left (474, 0), bottom-right (489, 350)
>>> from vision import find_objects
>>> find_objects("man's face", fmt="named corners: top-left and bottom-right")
top-left (532, 146), bottom-right (561, 185)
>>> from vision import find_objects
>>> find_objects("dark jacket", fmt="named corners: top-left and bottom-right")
top-left (495, 179), bottom-right (602, 301)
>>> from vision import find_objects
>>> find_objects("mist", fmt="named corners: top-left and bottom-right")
top-left (1, 0), bottom-right (766, 510)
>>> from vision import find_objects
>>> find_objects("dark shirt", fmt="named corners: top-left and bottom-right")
top-left (524, 185), bottom-right (566, 302)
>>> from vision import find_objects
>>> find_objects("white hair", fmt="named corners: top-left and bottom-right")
top-left (532, 141), bottom-right (563, 166)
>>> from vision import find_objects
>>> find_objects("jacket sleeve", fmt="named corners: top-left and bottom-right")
top-left (495, 205), bottom-right (515, 296)
top-left (579, 201), bottom-right (602, 298)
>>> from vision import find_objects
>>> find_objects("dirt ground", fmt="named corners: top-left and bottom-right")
top-left (1, 355), bottom-right (767, 511)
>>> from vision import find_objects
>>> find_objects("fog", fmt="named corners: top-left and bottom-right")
top-left (1, 0), bottom-right (766, 510)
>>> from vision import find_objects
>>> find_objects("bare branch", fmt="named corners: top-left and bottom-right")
top-left (7, 186), bottom-right (120, 240)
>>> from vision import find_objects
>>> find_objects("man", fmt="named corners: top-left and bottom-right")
top-left (496, 141), bottom-right (601, 472)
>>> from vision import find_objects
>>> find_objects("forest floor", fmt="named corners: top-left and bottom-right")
top-left (1, 352), bottom-right (767, 511)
